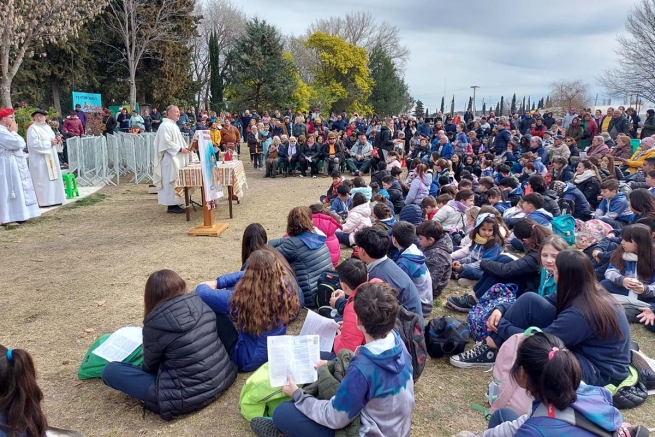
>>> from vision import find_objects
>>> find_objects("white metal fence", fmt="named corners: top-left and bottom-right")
top-left (67, 133), bottom-right (190, 187)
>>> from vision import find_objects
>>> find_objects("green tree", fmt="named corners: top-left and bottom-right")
top-left (367, 47), bottom-right (409, 117)
top-left (482, 102), bottom-right (486, 115)
top-left (495, 102), bottom-right (500, 114)
top-left (499, 96), bottom-right (504, 116)
top-left (413, 100), bottom-right (425, 118)
top-left (521, 96), bottom-right (526, 113)
top-left (305, 31), bottom-right (373, 114)
top-left (511, 93), bottom-right (517, 113)
top-left (209, 32), bottom-right (222, 112)
top-left (440, 96), bottom-right (445, 114)
top-left (545, 95), bottom-right (551, 107)
top-left (450, 95), bottom-right (455, 117)
top-left (467, 96), bottom-right (472, 111)
top-left (226, 18), bottom-right (297, 112)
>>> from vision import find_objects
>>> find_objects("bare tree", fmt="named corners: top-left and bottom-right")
top-left (191, 0), bottom-right (245, 110)
top-left (0, 0), bottom-right (106, 107)
top-left (549, 79), bottom-right (590, 112)
top-left (285, 35), bottom-right (318, 84)
top-left (598, 0), bottom-right (655, 104)
top-left (101, 0), bottom-right (194, 110)
top-left (307, 11), bottom-right (410, 69)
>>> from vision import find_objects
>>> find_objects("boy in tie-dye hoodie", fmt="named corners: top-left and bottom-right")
top-left (250, 282), bottom-right (415, 437)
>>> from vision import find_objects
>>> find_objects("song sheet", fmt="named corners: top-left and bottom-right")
top-left (267, 335), bottom-right (320, 387)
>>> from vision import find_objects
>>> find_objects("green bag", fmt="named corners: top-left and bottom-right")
top-left (239, 363), bottom-right (292, 421)
top-left (77, 334), bottom-right (144, 380)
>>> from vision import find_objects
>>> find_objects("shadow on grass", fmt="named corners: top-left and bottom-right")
top-left (63, 193), bottom-right (108, 209)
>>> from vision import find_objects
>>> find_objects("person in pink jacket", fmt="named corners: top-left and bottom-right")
top-left (62, 111), bottom-right (84, 137)
top-left (335, 193), bottom-right (372, 247)
top-left (310, 204), bottom-right (342, 267)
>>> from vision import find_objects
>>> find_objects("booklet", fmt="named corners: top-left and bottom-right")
top-left (92, 327), bottom-right (143, 362)
top-left (267, 335), bottom-right (321, 387)
top-left (299, 310), bottom-right (340, 352)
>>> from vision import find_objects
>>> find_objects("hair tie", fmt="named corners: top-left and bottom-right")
top-left (548, 347), bottom-right (559, 361)
top-left (6, 349), bottom-right (13, 361)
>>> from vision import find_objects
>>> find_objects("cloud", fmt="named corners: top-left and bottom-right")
top-left (235, 0), bottom-right (637, 110)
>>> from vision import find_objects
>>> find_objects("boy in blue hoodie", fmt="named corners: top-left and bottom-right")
top-left (330, 184), bottom-right (352, 221)
top-left (594, 179), bottom-right (634, 229)
top-left (251, 281), bottom-right (415, 437)
top-left (506, 193), bottom-right (553, 230)
top-left (392, 221), bottom-right (433, 317)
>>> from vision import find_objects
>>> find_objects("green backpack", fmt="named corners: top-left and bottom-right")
top-left (552, 214), bottom-right (576, 245)
top-left (77, 334), bottom-right (144, 380)
top-left (239, 363), bottom-right (292, 421)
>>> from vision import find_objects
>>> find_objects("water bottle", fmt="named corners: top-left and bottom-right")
top-left (627, 271), bottom-right (639, 300)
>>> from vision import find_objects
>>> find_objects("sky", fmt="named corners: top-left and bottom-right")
top-left (237, 0), bottom-right (637, 111)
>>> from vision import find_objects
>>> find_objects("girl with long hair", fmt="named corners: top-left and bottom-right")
top-left (602, 224), bottom-right (655, 305)
top-left (452, 251), bottom-right (630, 388)
top-left (447, 219), bottom-right (552, 312)
top-left (102, 270), bottom-right (237, 419)
top-left (601, 154), bottom-right (625, 180)
top-left (629, 188), bottom-right (655, 220)
top-left (452, 213), bottom-right (505, 286)
top-left (197, 250), bottom-right (301, 372)
top-left (404, 163), bottom-right (431, 206)
top-left (537, 235), bottom-right (569, 297)
top-left (574, 160), bottom-right (602, 208)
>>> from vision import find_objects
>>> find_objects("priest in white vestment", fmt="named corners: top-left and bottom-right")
top-left (153, 105), bottom-right (189, 214)
top-left (0, 108), bottom-right (41, 224)
top-left (26, 109), bottom-right (66, 207)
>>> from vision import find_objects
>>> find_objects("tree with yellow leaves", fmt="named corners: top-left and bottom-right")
top-left (305, 32), bottom-right (373, 115)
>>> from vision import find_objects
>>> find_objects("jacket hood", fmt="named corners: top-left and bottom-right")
top-left (380, 216), bottom-right (397, 227)
top-left (358, 331), bottom-right (406, 374)
top-left (312, 213), bottom-right (342, 235)
top-left (510, 187), bottom-right (523, 196)
top-left (144, 293), bottom-right (204, 334)
top-left (351, 203), bottom-right (372, 218)
top-left (446, 199), bottom-right (468, 213)
top-left (613, 192), bottom-right (628, 203)
top-left (297, 231), bottom-right (327, 249)
top-left (530, 209), bottom-right (553, 222)
top-left (418, 174), bottom-right (432, 187)
top-left (542, 189), bottom-right (558, 200)
top-left (398, 244), bottom-right (427, 278)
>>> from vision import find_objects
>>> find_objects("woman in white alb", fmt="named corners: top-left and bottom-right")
top-left (26, 109), bottom-right (66, 207)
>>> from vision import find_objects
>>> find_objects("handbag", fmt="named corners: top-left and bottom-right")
top-left (467, 283), bottom-right (518, 342)
top-left (425, 316), bottom-right (470, 358)
top-left (371, 147), bottom-right (379, 159)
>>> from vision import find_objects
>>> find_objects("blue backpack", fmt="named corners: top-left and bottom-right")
top-left (552, 214), bottom-right (576, 245)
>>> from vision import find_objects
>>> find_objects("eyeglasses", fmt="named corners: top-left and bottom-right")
top-left (565, 140), bottom-right (573, 143)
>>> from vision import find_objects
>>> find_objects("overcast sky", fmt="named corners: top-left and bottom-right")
top-left (237, 0), bottom-right (637, 110)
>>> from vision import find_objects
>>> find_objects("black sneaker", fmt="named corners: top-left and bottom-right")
top-left (446, 294), bottom-right (477, 312)
top-left (450, 341), bottom-right (497, 369)
top-left (250, 417), bottom-right (282, 437)
top-left (318, 306), bottom-right (338, 319)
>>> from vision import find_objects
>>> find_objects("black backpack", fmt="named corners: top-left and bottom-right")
top-left (315, 270), bottom-right (340, 308)
top-left (424, 316), bottom-right (470, 359)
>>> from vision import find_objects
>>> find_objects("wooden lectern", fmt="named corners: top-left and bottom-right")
top-left (187, 184), bottom-right (229, 237)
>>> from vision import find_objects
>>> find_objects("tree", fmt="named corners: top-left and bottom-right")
top-left (527, 96), bottom-right (531, 112)
top-left (0, 0), bottom-right (106, 107)
top-left (101, 0), bottom-right (195, 110)
top-left (482, 102), bottom-right (486, 115)
top-left (307, 11), bottom-right (409, 69)
top-left (467, 96), bottom-right (473, 111)
top-left (495, 102), bottom-right (500, 114)
top-left (440, 96), bottom-right (445, 114)
top-left (226, 18), bottom-right (296, 111)
top-left (537, 97), bottom-right (544, 109)
top-left (531, 102), bottom-right (536, 111)
top-left (511, 94), bottom-right (517, 113)
top-left (450, 95), bottom-right (455, 117)
top-left (413, 100), bottom-right (425, 118)
top-left (550, 79), bottom-right (590, 111)
top-left (305, 31), bottom-right (373, 114)
top-left (521, 96), bottom-right (526, 113)
top-left (367, 47), bottom-right (410, 117)
top-left (545, 95), bottom-right (551, 107)
top-left (598, 0), bottom-right (655, 103)
top-left (208, 32), bottom-right (222, 111)
top-left (499, 96), bottom-right (504, 116)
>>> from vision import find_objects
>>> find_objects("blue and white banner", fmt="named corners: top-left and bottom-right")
top-left (72, 92), bottom-right (102, 113)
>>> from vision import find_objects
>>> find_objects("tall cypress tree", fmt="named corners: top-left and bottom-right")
top-left (482, 102), bottom-right (486, 115)
top-left (467, 96), bottom-right (472, 111)
top-left (499, 96), bottom-right (504, 116)
top-left (209, 32), bottom-right (222, 112)
top-left (440, 96), bottom-right (445, 114)
top-left (511, 93), bottom-right (517, 113)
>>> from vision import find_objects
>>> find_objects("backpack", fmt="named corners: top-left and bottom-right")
top-left (424, 316), bottom-right (470, 359)
top-left (575, 219), bottom-right (613, 250)
top-left (558, 198), bottom-right (575, 216)
top-left (466, 283), bottom-right (518, 342)
top-left (552, 214), bottom-right (576, 245)
top-left (77, 334), bottom-right (144, 380)
top-left (394, 306), bottom-right (427, 382)
top-left (315, 270), bottom-right (341, 308)
top-left (487, 327), bottom-right (541, 415)
top-left (239, 363), bottom-right (292, 421)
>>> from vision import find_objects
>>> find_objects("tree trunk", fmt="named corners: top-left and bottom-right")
top-left (129, 68), bottom-right (137, 111)
top-left (51, 78), bottom-right (62, 114)
top-left (1, 75), bottom-right (12, 108)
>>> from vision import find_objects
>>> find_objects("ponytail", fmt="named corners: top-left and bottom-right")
top-left (0, 346), bottom-right (48, 437)
top-left (513, 218), bottom-right (552, 253)
top-left (511, 332), bottom-right (581, 411)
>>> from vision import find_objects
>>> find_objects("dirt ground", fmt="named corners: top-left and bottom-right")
top-left (1, 164), bottom-right (655, 437)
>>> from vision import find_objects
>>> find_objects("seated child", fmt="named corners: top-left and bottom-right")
top-left (310, 203), bottom-right (343, 268)
top-left (499, 177), bottom-right (523, 206)
top-left (250, 281), bottom-right (415, 437)
top-left (421, 196), bottom-right (438, 220)
top-left (350, 176), bottom-right (372, 201)
top-left (392, 221), bottom-right (433, 316)
top-left (320, 170), bottom-right (344, 204)
top-left (371, 161), bottom-right (390, 187)
top-left (594, 179), bottom-right (634, 229)
top-left (382, 175), bottom-right (405, 214)
top-left (371, 203), bottom-right (397, 231)
top-left (486, 187), bottom-right (511, 213)
top-left (196, 250), bottom-right (301, 372)
top-left (391, 166), bottom-right (410, 195)
top-left (433, 189), bottom-right (475, 232)
top-left (386, 151), bottom-right (402, 170)
top-left (417, 220), bottom-right (453, 298)
top-left (329, 258), bottom-right (369, 354)
top-left (452, 212), bottom-right (504, 287)
top-left (330, 184), bottom-right (352, 221)
top-left (335, 192), bottom-right (372, 247)
top-left (102, 270), bottom-right (237, 419)
top-left (505, 193), bottom-right (553, 230)
top-left (647, 169), bottom-right (655, 196)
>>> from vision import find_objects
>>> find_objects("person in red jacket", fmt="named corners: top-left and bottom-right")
top-left (329, 258), bottom-right (369, 354)
top-left (62, 111), bottom-right (84, 137)
top-left (530, 118), bottom-right (547, 138)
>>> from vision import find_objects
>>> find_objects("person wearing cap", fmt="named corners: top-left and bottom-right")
top-left (153, 105), bottom-right (190, 214)
top-left (641, 109), bottom-right (655, 139)
top-left (626, 137), bottom-right (655, 174)
top-left (0, 108), bottom-right (41, 224)
top-left (74, 103), bottom-right (87, 131)
top-left (26, 109), bottom-right (66, 207)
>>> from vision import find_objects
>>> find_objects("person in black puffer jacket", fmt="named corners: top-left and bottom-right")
top-left (101, 270), bottom-right (237, 420)
top-left (270, 206), bottom-right (333, 307)
top-left (374, 119), bottom-right (395, 161)
top-left (528, 174), bottom-right (561, 217)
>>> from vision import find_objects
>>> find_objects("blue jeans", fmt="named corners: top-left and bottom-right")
top-left (600, 279), bottom-right (631, 297)
top-left (335, 231), bottom-right (351, 247)
top-left (273, 400), bottom-right (336, 437)
top-left (459, 265), bottom-right (483, 280)
top-left (488, 407), bottom-right (520, 429)
top-left (473, 255), bottom-right (525, 299)
top-left (101, 362), bottom-right (156, 401)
